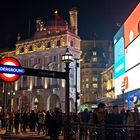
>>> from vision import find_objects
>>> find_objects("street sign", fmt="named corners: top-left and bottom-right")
top-left (23, 67), bottom-right (67, 79)
top-left (0, 57), bottom-right (68, 82)
top-left (0, 65), bottom-right (67, 79)
top-left (0, 57), bottom-right (21, 82)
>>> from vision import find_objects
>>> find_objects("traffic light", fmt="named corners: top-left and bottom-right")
top-left (76, 92), bottom-right (80, 100)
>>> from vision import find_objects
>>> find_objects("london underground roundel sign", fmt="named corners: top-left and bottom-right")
top-left (0, 57), bottom-right (21, 82)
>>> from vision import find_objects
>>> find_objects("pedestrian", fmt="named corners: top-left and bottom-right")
top-left (14, 110), bottom-right (20, 134)
top-left (29, 110), bottom-right (36, 132)
top-left (79, 108), bottom-right (90, 139)
top-left (37, 110), bottom-right (45, 135)
top-left (105, 105), bottom-right (123, 140)
top-left (96, 103), bottom-right (106, 140)
top-left (125, 110), bottom-right (134, 139)
top-left (133, 107), bottom-right (140, 139)
top-left (45, 111), bottom-right (51, 136)
top-left (49, 110), bottom-right (59, 140)
top-left (22, 111), bottom-right (28, 132)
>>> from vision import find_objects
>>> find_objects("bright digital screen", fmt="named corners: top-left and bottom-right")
top-left (114, 3), bottom-right (140, 98)
top-left (124, 3), bottom-right (140, 48)
top-left (114, 56), bottom-right (125, 79)
top-left (125, 35), bottom-right (140, 71)
top-left (114, 26), bottom-right (124, 45)
top-left (114, 37), bottom-right (125, 63)
top-left (128, 90), bottom-right (140, 109)
top-left (114, 26), bottom-right (125, 79)
top-left (115, 64), bottom-right (140, 96)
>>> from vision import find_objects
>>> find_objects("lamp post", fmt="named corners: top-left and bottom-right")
top-left (74, 58), bottom-right (79, 113)
top-left (7, 90), bottom-right (15, 134)
top-left (8, 91), bottom-right (15, 112)
top-left (121, 81), bottom-right (125, 108)
top-left (2, 82), bottom-right (6, 128)
top-left (62, 48), bottom-right (73, 140)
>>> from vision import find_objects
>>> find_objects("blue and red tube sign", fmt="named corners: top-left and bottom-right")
top-left (0, 57), bottom-right (24, 82)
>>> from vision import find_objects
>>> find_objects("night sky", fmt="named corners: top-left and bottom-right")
top-left (0, 0), bottom-right (139, 50)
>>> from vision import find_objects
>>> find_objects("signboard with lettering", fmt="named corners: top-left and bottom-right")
top-left (0, 57), bottom-right (67, 82)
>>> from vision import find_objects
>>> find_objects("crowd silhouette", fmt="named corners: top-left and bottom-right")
top-left (0, 103), bottom-right (140, 140)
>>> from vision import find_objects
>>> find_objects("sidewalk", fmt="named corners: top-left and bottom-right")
top-left (0, 128), bottom-right (64, 140)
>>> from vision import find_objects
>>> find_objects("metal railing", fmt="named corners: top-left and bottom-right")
top-left (63, 122), bottom-right (140, 140)
top-left (1, 123), bottom-right (140, 140)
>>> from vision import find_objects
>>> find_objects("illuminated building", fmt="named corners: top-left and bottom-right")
top-left (80, 40), bottom-right (113, 106)
top-left (100, 65), bottom-right (115, 105)
top-left (0, 8), bottom-right (81, 112)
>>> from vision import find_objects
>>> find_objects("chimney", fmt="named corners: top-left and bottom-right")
top-left (17, 33), bottom-right (21, 41)
top-left (36, 19), bottom-right (44, 32)
top-left (69, 7), bottom-right (78, 35)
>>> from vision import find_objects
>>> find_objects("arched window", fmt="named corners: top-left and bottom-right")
top-left (28, 45), bottom-right (33, 51)
top-left (47, 42), bottom-right (51, 48)
top-left (37, 43), bottom-right (41, 48)
top-left (20, 47), bottom-right (24, 53)
top-left (56, 40), bottom-right (61, 46)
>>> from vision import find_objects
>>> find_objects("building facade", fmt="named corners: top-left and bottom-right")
top-left (100, 65), bottom-right (115, 105)
top-left (0, 9), bottom-right (81, 113)
top-left (80, 40), bottom-right (113, 106)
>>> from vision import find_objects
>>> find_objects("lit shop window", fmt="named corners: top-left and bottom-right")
top-left (86, 84), bottom-right (89, 88)
top-left (85, 78), bottom-right (89, 82)
top-left (92, 76), bottom-right (98, 82)
top-left (93, 83), bottom-right (98, 88)
top-left (93, 57), bottom-right (97, 62)
top-left (93, 51), bottom-right (97, 56)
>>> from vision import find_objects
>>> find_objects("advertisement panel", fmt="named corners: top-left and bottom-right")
top-left (128, 90), bottom-right (140, 110)
top-left (124, 3), bottom-right (140, 48)
top-left (125, 35), bottom-right (140, 71)
top-left (114, 26), bottom-right (124, 45)
top-left (114, 26), bottom-right (125, 79)
top-left (115, 64), bottom-right (140, 96)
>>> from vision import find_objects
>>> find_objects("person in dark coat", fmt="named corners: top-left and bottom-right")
top-left (105, 105), bottom-right (123, 140)
top-left (106, 105), bottom-right (123, 125)
top-left (80, 108), bottom-right (90, 123)
top-left (45, 111), bottom-right (51, 136)
top-left (14, 110), bottom-right (20, 134)
top-left (29, 110), bottom-right (36, 132)
top-left (22, 111), bottom-right (28, 132)
top-left (49, 111), bottom-right (59, 140)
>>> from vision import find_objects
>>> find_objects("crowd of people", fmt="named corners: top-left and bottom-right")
top-left (0, 103), bottom-right (140, 140)
top-left (74, 103), bottom-right (140, 140)
top-left (0, 108), bottom-right (63, 140)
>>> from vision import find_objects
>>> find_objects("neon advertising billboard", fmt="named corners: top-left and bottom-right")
top-left (124, 3), bottom-right (140, 48)
top-left (114, 26), bottom-right (125, 79)
top-left (125, 35), bottom-right (140, 71)
top-left (115, 64), bottom-right (140, 96)
top-left (114, 2), bottom-right (140, 102)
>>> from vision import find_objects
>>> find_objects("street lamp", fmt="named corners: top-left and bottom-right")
top-left (62, 48), bottom-right (73, 140)
top-left (7, 90), bottom-right (15, 134)
top-left (8, 91), bottom-right (15, 112)
top-left (121, 81), bottom-right (125, 108)
top-left (74, 58), bottom-right (79, 113)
